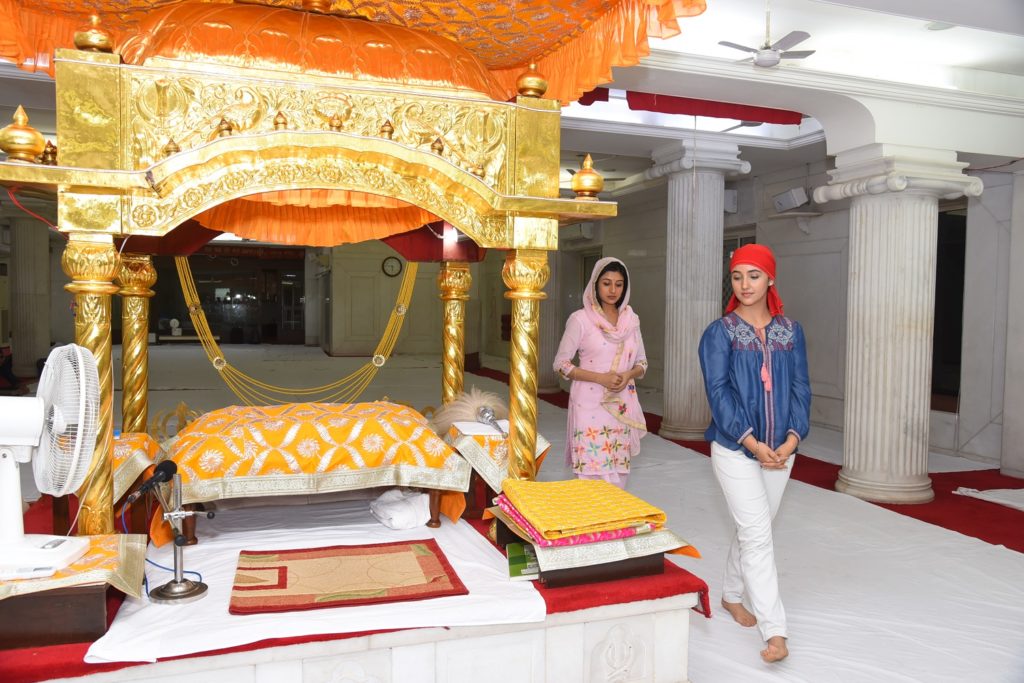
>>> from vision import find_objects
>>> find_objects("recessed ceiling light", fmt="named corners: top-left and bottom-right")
top-left (924, 21), bottom-right (956, 31)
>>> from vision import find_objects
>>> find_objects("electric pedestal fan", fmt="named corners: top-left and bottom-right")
top-left (0, 344), bottom-right (100, 579)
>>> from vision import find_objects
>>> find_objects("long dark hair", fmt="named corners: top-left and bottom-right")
top-left (595, 261), bottom-right (628, 308)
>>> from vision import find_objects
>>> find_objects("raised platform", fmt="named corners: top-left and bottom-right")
top-left (5, 505), bottom-right (707, 683)
top-left (39, 588), bottom-right (698, 683)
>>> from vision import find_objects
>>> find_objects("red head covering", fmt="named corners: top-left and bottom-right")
top-left (725, 244), bottom-right (785, 317)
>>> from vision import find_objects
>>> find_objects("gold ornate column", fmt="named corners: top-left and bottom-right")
top-left (501, 249), bottom-right (549, 480)
top-left (62, 234), bottom-right (120, 534)
top-left (438, 262), bottom-right (471, 405)
top-left (117, 254), bottom-right (157, 434)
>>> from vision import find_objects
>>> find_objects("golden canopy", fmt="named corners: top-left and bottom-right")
top-left (0, 0), bottom-right (706, 103)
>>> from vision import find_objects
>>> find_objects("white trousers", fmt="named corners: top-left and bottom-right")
top-left (710, 440), bottom-right (794, 641)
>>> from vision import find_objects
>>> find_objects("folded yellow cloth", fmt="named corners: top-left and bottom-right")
top-left (500, 478), bottom-right (667, 540)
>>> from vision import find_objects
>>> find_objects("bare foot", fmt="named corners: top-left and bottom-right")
top-left (720, 598), bottom-right (757, 627)
top-left (761, 636), bottom-right (788, 663)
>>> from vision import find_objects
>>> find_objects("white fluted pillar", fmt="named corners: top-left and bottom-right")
top-left (9, 216), bottom-right (51, 377)
top-left (814, 145), bottom-right (984, 503)
top-left (652, 141), bottom-right (750, 440)
top-left (538, 249), bottom-right (561, 394)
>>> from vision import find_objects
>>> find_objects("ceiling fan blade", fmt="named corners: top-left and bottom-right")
top-left (567, 169), bottom-right (577, 176)
top-left (779, 50), bottom-right (815, 60)
top-left (770, 30), bottom-right (809, 52)
top-left (718, 40), bottom-right (758, 54)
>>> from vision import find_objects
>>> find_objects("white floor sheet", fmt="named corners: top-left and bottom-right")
top-left (80, 347), bottom-right (1024, 681)
top-left (954, 487), bottom-right (1024, 512)
top-left (85, 501), bottom-right (545, 663)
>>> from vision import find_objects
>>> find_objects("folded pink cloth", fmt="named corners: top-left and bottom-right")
top-left (495, 494), bottom-right (653, 547)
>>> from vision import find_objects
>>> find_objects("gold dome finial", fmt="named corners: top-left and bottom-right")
top-left (516, 63), bottom-right (548, 98)
top-left (41, 140), bottom-right (58, 165)
top-left (379, 119), bottom-right (394, 140)
top-left (0, 106), bottom-right (46, 163)
top-left (74, 14), bottom-right (114, 53)
top-left (273, 111), bottom-right (288, 130)
top-left (571, 154), bottom-right (604, 201)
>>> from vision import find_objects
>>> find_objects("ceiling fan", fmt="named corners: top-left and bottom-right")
top-left (718, 0), bottom-right (815, 68)
top-left (721, 120), bottom-right (763, 133)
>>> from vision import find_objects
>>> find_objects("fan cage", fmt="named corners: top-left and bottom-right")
top-left (33, 344), bottom-right (100, 496)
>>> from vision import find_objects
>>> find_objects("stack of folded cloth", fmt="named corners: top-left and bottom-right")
top-left (487, 478), bottom-right (699, 581)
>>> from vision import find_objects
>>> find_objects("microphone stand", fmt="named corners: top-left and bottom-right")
top-left (148, 473), bottom-right (212, 604)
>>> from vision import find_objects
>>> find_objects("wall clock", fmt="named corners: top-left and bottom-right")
top-left (382, 255), bottom-right (403, 277)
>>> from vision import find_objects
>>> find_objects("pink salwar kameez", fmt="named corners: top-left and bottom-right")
top-left (553, 258), bottom-right (648, 484)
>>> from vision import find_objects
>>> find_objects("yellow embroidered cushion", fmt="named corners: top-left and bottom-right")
top-left (500, 478), bottom-right (666, 540)
top-left (169, 402), bottom-right (470, 504)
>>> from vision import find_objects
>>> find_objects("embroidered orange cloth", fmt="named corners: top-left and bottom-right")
top-left (228, 539), bottom-right (468, 615)
top-left (445, 421), bottom-right (550, 493)
top-left (170, 402), bottom-right (469, 501)
top-left (112, 432), bottom-right (162, 503)
top-left (0, 534), bottom-right (147, 600)
top-left (150, 402), bottom-right (469, 546)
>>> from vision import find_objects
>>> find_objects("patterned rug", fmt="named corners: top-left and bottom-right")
top-left (228, 539), bottom-right (468, 615)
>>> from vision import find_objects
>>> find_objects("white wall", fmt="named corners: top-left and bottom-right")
top-left (933, 171), bottom-right (1013, 464)
top-left (324, 241), bottom-right (441, 356)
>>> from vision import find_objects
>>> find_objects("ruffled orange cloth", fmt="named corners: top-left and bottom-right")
top-left (0, 0), bottom-right (705, 103)
top-left (194, 194), bottom-right (437, 246)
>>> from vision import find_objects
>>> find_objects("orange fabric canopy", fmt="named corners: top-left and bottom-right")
top-left (0, 0), bottom-right (705, 103)
top-left (195, 192), bottom-right (439, 247)
top-left (0, 0), bottom-right (707, 247)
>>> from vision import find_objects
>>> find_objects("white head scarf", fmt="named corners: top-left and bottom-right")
top-left (581, 257), bottom-right (640, 344)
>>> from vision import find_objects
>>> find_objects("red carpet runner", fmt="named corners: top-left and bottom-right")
top-left (471, 366), bottom-right (1024, 554)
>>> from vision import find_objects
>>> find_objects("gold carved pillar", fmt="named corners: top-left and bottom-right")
top-left (501, 249), bottom-right (549, 480)
top-left (117, 254), bottom-right (156, 434)
top-left (438, 262), bottom-right (471, 405)
top-left (62, 235), bottom-right (120, 534)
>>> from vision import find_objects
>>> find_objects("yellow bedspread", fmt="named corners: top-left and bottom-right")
top-left (170, 402), bottom-right (471, 504)
top-left (500, 478), bottom-right (667, 540)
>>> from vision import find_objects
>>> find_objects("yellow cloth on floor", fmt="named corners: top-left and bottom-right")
top-left (500, 478), bottom-right (666, 540)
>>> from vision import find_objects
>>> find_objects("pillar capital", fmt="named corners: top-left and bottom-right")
top-left (116, 253), bottom-right (157, 298)
top-left (502, 249), bottom-right (550, 301)
top-left (438, 261), bottom-right (471, 302)
top-left (62, 233), bottom-right (120, 296)
top-left (646, 139), bottom-right (750, 180)
top-left (813, 144), bottom-right (984, 203)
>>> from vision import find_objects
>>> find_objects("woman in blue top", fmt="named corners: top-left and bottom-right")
top-left (698, 243), bottom-right (811, 664)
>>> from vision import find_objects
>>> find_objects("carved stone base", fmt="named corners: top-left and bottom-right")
top-left (655, 424), bottom-right (709, 442)
top-left (835, 470), bottom-right (935, 504)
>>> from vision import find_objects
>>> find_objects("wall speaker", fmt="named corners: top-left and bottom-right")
top-left (772, 187), bottom-right (809, 213)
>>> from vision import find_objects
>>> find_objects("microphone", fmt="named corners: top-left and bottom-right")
top-left (125, 460), bottom-right (178, 504)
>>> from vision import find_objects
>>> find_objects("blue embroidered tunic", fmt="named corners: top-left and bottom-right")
top-left (698, 313), bottom-right (811, 460)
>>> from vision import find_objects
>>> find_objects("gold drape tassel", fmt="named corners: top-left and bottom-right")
top-left (175, 255), bottom-right (417, 405)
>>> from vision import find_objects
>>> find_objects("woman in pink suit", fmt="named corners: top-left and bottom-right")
top-left (553, 257), bottom-right (648, 488)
